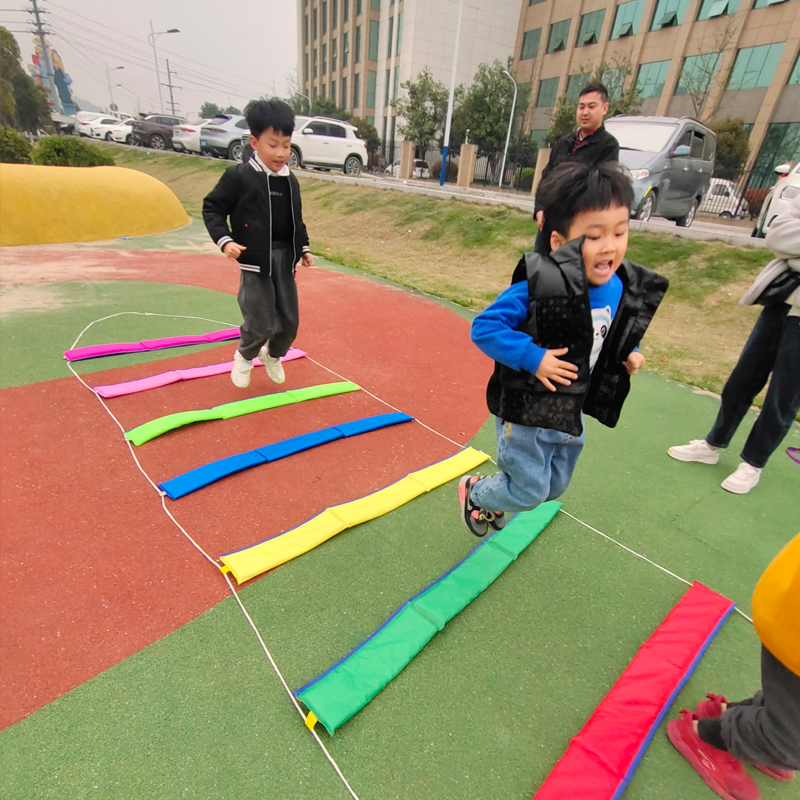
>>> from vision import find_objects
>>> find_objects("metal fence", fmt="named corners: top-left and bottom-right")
top-left (698, 164), bottom-right (789, 223)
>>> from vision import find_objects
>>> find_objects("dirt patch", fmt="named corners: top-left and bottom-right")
top-left (0, 284), bottom-right (72, 314)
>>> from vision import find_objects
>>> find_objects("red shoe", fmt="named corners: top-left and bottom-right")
top-left (696, 695), bottom-right (795, 782)
top-left (667, 710), bottom-right (760, 800)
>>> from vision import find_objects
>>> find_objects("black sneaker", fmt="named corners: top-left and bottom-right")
top-left (486, 510), bottom-right (506, 531)
top-left (459, 475), bottom-right (489, 537)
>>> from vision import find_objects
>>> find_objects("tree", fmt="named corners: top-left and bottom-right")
top-left (0, 28), bottom-right (21, 127)
top-left (546, 58), bottom-right (642, 145)
top-left (391, 67), bottom-right (450, 155)
top-left (349, 115), bottom-right (381, 154)
top-left (200, 102), bottom-right (222, 118)
top-left (708, 117), bottom-right (750, 180)
top-left (11, 72), bottom-right (50, 132)
top-left (310, 96), bottom-right (349, 120)
top-left (224, 105), bottom-right (242, 115)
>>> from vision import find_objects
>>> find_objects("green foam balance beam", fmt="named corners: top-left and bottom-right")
top-left (125, 381), bottom-right (359, 445)
top-left (294, 501), bottom-right (561, 734)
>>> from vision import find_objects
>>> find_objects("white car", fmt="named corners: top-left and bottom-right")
top-left (700, 178), bottom-right (749, 219)
top-left (289, 116), bottom-right (367, 175)
top-left (385, 159), bottom-right (431, 179)
top-left (108, 119), bottom-right (136, 144)
top-left (75, 111), bottom-right (103, 136)
top-left (173, 119), bottom-right (211, 154)
top-left (89, 117), bottom-right (130, 141)
top-left (754, 162), bottom-right (800, 237)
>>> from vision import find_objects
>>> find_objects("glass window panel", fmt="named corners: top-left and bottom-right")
top-left (371, 0), bottom-right (380, 9)
top-left (353, 72), bottom-right (361, 107)
top-left (600, 67), bottom-right (625, 100)
top-left (393, 66), bottom-right (399, 98)
top-left (369, 20), bottom-right (379, 61)
top-left (396, 11), bottom-right (403, 54)
top-left (789, 52), bottom-right (800, 84)
top-left (342, 76), bottom-right (348, 108)
top-left (727, 43), bottom-right (785, 90)
top-left (357, 0), bottom-right (363, 14)
top-left (322, 43), bottom-right (327, 75)
top-left (304, 15), bottom-right (309, 45)
top-left (332, 0), bottom-right (338, 28)
top-left (536, 76), bottom-right (559, 107)
top-left (343, 32), bottom-right (350, 67)
top-left (566, 73), bottom-right (590, 100)
top-left (520, 28), bottom-right (541, 60)
top-left (313, 8), bottom-right (318, 38)
top-left (322, 1), bottom-right (327, 34)
top-left (636, 59), bottom-right (671, 97)
top-left (387, 16), bottom-right (394, 58)
top-left (650, 0), bottom-right (691, 30)
top-left (697, 0), bottom-right (740, 20)
top-left (344, 0), bottom-right (349, 22)
top-left (611, 0), bottom-right (644, 39)
top-left (367, 70), bottom-right (377, 107)
top-left (356, 25), bottom-right (362, 62)
top-left (546, 19), bottom-right (571, 53)
top-left (576, 9), bottom-right (605, 47)
top-left (675, 52), bottom-right (720, 95)
top-left (332, 38), bottom-right (338, 71)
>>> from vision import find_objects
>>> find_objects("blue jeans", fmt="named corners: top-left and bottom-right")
top-left (471, 417), bottom-right (585, 513)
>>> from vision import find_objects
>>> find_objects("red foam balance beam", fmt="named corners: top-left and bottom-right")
top-left (534, 581), bottom-right (735, 800)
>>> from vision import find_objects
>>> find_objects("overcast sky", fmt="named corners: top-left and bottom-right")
top-left (1, 0), bottom-right (299, 118)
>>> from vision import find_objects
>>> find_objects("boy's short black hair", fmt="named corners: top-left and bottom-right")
top-left (244, 99), bottom-right (295, 138)
top-left (537, 161), bottom-right (633, 238)
top-left (579, 81), bottom-right (609, 103)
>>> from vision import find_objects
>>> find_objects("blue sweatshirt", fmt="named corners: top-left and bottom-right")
top-left (471, 273), bottom-right (623, 375)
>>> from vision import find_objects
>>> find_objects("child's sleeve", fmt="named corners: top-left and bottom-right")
top-left (202, 168), bottom-right (238, 252)
top-left (471, 282), bottom-right (547, 375)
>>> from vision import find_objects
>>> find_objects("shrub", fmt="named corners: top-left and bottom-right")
top-left (431, 159), bottom-right (458, 182)
top-left (517, 167), bottom-right (535, 191)
top-left (0, 126), bottom-right (33, 164)
top-left (33, 136), bottom-right (114, 167)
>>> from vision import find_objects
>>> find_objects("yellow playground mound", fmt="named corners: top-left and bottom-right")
top-left (0, 164), bottom-right (190, 246)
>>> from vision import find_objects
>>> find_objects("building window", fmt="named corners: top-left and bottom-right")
top-left (576, 10), bottom-right (604, 47)
top-left (368, 20), bottom-right (379, 61)
top-left (354, 72), bottom-right (361, 108)
top-left (520, 28), bottom-right (541, 60)
top-left (367, 70), bottom-right (377, 107)
top-left (600, 67), bottom-right (625, 100)
top-left (304, 15), bottom-right (309, 45)
top-left (650, 0), bottom-right (690, 30)
top-left (789, 52), bottom-right (800, 84)
top-left (367, 115), bottom-right (374, 126)
top-left (396, 11), bottom-right (403, 55)
top-left (313, 48), bottom-right (318, 78)
top-left (536, 77), bottom-right (559, 107)
top-left (728, 43), bottom-right (785, 90)
top-left (387, 16), bottom-right (394, 58)
top-left (393, 66), bottom-right (399, 99)
top-left (371, 0), bottom-right (380, 8)
top-left (357, 0), bottom-right (363, 14)
top-left (610, 0), bottom-right (643, 37)
top-left (344, 0), bottom-right (349, 22)
top-left (322, 83), bottom-right (327, 99)
top-left (530, 129), bottom-right (548, 146)
top-left (751, 122), bottom-right (800, 181)
top-left (566, 72), bottom-right (590, 100)
top-left (313, 86), bottom-right (318, 100)
top-left (342, 76), bottom-right (348, 109)
top-left (332, 38), bottom-right (338, 71)
top-left (385, 68), bottom-right (391, 102)
top-left (546, 19), bottom-right (571, 54)
top-left (304, 53), bottom-right (309, 83)
top-left (753, 0), bottom-right (792, 7)
top-left (313, 8), bottom-right (318, 39)
top-left (322, 43), bottom-right (327, 75)
top-left (322, 1), bottom-right (328, 34)
top-left (355, 25), bottom-right (362, 62)
top-left (331, 79), bottom-right (337, 102)
top-left (343, 31), bottom-right (350, 66)
top-left (675, 52), bottom-right (721, 95)
top-left (697, 0), bottom-right (740, 20)
top-left (332, 0), bottom-right (338, 28)
top-left (529, 0), bottom-right (546, 4)
top-left (636, 59), bottom-right (671, 97)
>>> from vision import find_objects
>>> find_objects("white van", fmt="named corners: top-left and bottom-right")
top-left (700, 178), bottom-right (750, 219)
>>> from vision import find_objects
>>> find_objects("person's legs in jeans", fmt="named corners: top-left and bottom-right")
top-left (706, 305), bottom-right (787, 450)
top-left (548, 418), bottom-right (585, 500)
top-left (740, 314), bottom-right (800, 468)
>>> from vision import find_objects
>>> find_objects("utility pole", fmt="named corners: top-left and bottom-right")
top-left (161, 59), bottom-right (181, 116)
top-left (29, 0), bottom-right (62, 113)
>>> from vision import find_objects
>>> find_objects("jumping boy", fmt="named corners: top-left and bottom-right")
top-left (203, 99), bottom-right (313, 389)
top-left (459, 161), bottom-right (669, 536)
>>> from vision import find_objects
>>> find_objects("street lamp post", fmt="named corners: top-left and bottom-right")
top-left (439, 0), bottom-right (465, 186)
top-left (148, 22), bottom-right (180, 113)
top-left (499, 69), bottom-right (518, 189)
top-left (297, 91), bottom-right (311, 113)
top-left (105, 63), bottom-right (124, 110)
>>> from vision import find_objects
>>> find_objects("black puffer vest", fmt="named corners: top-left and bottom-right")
top-left (486, 238), bottom-right (669, 436)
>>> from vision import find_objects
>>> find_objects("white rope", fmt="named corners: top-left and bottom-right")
top-left (66, 313), bottom-right (361, 799)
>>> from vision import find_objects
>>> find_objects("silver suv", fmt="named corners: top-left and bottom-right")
top-left (290, 117), bottom-right (367, 175)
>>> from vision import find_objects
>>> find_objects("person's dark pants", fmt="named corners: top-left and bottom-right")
top-left (698, 646), bottom-right (800, 771)
top-left (706, 304), bottom-right (800, 469)
top-left (236, 244), bottom-right (298, 361)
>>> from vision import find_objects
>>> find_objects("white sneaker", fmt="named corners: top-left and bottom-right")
top-left (259, 345), bottom-right (285, 384)
top-left (231, 349), bottom-right (253, 388)
top-left (721, 462), bottom-right (762, 494)
top-left (667, 439), bottom-right (720, 465)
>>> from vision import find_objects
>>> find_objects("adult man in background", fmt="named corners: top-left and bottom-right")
top-left (534, 82), bottom-right (620, 254)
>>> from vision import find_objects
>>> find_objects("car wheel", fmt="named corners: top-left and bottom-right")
top-left (720, 211), bottom-right (732, 218)
top-left (125, 134), bottom-right (132, 144)
top-left (105, 132), bottom-right (113, 141)
top-left (228, 141), bottom-right (244, 162)
top-left (149, 133), bottom-right (166, 150)
top-left (676, 200), bottom-right (697, 228)
top-left (344, 155), bottom-right (362, 176)
top-left (636, 193), bottom-right (655, 222)
top-left (288, 148), bottom-right (300, 168)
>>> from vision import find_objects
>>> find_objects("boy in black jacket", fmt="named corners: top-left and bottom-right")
top-left (459, 162), bottom-right (668, 536)
top-left (203, 99), bottom-right (313, 388)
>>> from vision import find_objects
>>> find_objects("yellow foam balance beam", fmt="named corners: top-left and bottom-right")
top-left (219, 447), bottom-right (490, 583)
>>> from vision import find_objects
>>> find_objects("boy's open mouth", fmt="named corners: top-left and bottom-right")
top-left (592, 260), bottom-right (613, 276)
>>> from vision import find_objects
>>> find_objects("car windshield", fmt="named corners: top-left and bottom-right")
top-left (604, 120), bottom-right (680, 153)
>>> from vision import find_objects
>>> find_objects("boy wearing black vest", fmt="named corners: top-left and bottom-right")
top-left (203, 99), bottom-right (313, 389)
top-left (459, 162), bottom-right (668, 536)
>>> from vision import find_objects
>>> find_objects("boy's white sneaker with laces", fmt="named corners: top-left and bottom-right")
top-left (721, 462), bottom-right (762, 494)
top-left (667, 439), bottom-right (720, 465)
top-left (259, 345), bottom-right (285, 384)
top-left (231, 350), bottom-right (253, 388)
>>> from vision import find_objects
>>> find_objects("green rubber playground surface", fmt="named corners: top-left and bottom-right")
top-left (1, 245), bottom-right (798, 800)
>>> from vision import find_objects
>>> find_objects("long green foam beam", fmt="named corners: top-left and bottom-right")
top-left (124, 382), bottom-right (359, 445)
top-left (295, 501), bottom-right (561, 734)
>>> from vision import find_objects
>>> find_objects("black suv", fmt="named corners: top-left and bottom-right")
top-left (130, 114), bottom-right (187, 150)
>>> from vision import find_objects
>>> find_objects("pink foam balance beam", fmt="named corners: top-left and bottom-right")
top-left (92, 349), bottom-right (307, 398)
top-left (534, 582), bottom-right (735, 800)
top-left (64, 328), bottom-right (241, 362)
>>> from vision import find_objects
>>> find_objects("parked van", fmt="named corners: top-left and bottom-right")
top-left (604, 115), bottom-right (716, 228)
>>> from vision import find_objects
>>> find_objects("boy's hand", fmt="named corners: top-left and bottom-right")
top-left (535, 210), bottom-right (544, 231)
top-left (300, 252), bottom-right (314, 268)
top-left (222, 241), bottom-right (246, 260)
top-left (535, 347), bottom-right (579, 392)
top-left (623, 351), bottom-right (645, 375)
